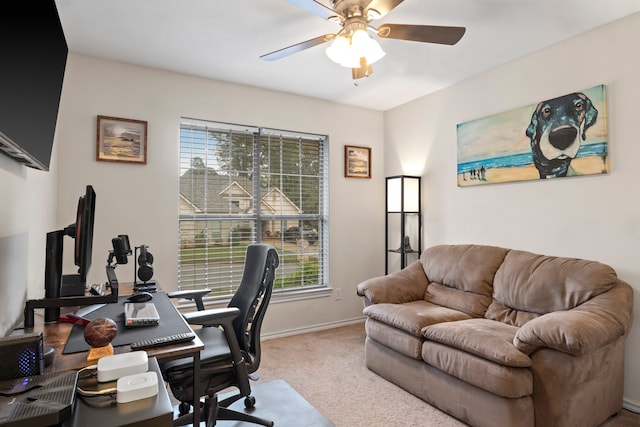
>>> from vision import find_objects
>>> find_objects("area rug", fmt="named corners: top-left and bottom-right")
top-left (174, 379), bottom-right (335, 427)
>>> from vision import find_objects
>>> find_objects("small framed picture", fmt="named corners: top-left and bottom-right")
top-left (96, 115), bottom-right (148, 164)
top-left (344, 145), bottom-right (371, 178)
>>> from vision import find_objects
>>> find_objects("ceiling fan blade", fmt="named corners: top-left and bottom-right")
top-left (366, 0), bottom-right (405, 19)
top-left (260, 34), bottom-right (335, 61)
top-left (377, 24), bottom-right (466, 45)
top-left (284, 0), bottom-right (338, 20)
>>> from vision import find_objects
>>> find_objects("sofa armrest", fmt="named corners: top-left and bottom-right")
top-left (356, 260), bottom-right (429, 305)
top-left (514, 282), bottom-right (633, 356)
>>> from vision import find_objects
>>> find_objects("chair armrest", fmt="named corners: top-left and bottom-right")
top-left (514, 282), bottom-right (633, 356)
top-left (356, 261), bottom-right (429, 305)
top-left (184, 306), bottom-right (248, 384)
top-left (183, 307), bottom-right (240, 327)
top-left (167, 289), bottom-right (211, 311)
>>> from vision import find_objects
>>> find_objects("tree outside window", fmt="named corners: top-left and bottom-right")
top-left (179, 119), bottom-right (328, 298)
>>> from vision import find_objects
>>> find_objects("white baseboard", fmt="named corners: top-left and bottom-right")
top-left (262, 317), bottom-right (365, 340)
top-left (623, 399), bottom-right (640, 413)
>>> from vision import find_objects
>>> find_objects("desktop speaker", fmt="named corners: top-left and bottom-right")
top-left (0, 332), bottom-right (44, 380)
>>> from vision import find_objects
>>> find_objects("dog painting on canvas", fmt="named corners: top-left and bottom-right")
top-left (525, 92), bottom-right (598, 179)
top-left (456, 84), bottom-right (608, 187)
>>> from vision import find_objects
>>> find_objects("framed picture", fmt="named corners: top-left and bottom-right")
top-left (456, 84), bottom-right (608, 186)
top-left (96, 115), bottom-right (148, 164)
top-left (344, 145), bottom-right (371, 178)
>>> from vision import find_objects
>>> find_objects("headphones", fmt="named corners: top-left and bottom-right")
top-left (137, 245), bottom-right (154, 283)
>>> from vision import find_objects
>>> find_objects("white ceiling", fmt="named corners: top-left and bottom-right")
top-left (55, 0), bottom-right (640, 111)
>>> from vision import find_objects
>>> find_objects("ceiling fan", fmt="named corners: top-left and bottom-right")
top-left (260, 0), bottom-right (466, 79)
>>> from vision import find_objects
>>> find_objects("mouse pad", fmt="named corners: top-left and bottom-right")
top-left (63, 292), bottom-right (192, 354)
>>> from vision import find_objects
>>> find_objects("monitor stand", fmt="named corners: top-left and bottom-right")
top-left (60, 273), bottom-right (86, 297)
top-left (134, 281), bottom-right (157, 293)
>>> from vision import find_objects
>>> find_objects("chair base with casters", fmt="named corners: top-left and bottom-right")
top-left (176, 388), bottom-right (273, 427)
top-left (161, 244), bottom-right (279, 427)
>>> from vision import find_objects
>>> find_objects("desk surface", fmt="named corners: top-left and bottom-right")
top-left (18, 293), bottom-right (204, 372)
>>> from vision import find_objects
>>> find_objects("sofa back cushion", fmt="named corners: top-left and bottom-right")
top-left (487, 249), bottom-right (618, 327)
top-left (421, 244), bottom-right (509, 317)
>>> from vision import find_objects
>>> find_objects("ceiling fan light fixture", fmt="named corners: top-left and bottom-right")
top-left (325, 29), bottom-right (385, 68)
top-left (325, 35), bottom-right (351, 64)
top-left (354, 30), bottom-right (385, 64)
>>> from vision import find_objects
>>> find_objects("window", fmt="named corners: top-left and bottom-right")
top-left (179, 118), bottom-right (328, 298)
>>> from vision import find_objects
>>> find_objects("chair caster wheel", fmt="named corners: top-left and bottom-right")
top-left (178, 402), bottom-right (191, 416)
top-left (244, 395), bottom-right (256, 408)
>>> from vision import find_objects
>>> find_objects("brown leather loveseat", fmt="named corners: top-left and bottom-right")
top-left (357, 244), bottom-right (633, 427)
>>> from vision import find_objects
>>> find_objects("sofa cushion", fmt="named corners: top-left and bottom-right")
top-left (365, 318), bottom-right (424, 359)
top-left (363, 300), bottom-right (472, 337)
top-left (425, 283), bottom-right (492, 318)
top-left (421, 244), bottom-right (508, 317)
top-left (422, 340), bottom-right (533, 399)
top-left (488, 250), bottom-right (618, 327)
top-left (422, 318), bottom-right (531, 368)
top-left (485, 300), bottom-right (541, 327)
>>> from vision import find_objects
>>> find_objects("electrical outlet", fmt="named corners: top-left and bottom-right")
top-left (335, 288), bottom-right (342, 300)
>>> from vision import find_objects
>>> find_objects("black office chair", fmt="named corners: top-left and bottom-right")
top-left (160, 244), bottom-right (279, 427)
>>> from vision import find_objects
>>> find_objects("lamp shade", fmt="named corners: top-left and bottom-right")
top-left (325, 35), bottom-right (350, 65)
top-left (326, 31), bottom-right (385, 68)
top-left (386, 175), bottom-right (420, 213)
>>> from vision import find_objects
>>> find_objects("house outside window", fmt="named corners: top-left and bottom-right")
top-left (179, 118), bottom-right (329, 298)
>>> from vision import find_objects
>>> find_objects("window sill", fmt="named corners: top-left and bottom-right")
top-left (175, 287), bottom-right (333, 312)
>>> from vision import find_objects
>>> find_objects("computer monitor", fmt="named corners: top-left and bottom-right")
top-left (70, 185), bottom-right (96, 285)
top-left (44, 185), bottom-right (96, 316)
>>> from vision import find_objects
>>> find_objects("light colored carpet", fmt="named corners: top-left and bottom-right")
top-left (256, 322), bottom-right (640, 427)
top-left (257, 322), bottom-right (463, 426)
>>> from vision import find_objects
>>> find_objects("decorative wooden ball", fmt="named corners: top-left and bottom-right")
top-left (84, 317), bottom-right (118, 348)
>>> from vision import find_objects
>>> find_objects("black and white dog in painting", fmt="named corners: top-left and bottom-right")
top-left (526, 92), bottom-right (598, 178)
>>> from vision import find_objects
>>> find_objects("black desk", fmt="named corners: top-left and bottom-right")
top-left (64, 357), bottom-right (173, 427)
top-left (16, 291), bottom-right (204, 426)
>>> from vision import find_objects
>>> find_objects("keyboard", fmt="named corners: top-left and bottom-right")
top-left (130, 332), bottom-right (196, 350)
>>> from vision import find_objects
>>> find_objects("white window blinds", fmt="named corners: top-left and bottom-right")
top-left (179, 118), bottom-right (328, 297)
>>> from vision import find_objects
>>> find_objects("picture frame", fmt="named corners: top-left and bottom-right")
top-left (344, 145), bottom-right (371, 178)
top-left (456, 84), bottom-right (608, 186)
top-left (96, 115), bottom-right (148, 164)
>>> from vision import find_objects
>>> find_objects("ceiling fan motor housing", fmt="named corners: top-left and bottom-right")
top-left (332, 0), bottom-right (375, 21)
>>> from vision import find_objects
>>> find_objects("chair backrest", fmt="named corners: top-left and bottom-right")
top-left (228, 244), bottom-right (279, 371)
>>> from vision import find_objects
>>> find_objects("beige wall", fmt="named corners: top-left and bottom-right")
top-left (52, 54), bottom-right (384, 336)
top-left (384, 12), bottom-right (640, 409)
top-left (0, 155), bottom-right (57, 335)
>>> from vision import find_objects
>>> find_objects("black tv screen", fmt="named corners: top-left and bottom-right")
top-left (0, 0), bottom-right (68, 171)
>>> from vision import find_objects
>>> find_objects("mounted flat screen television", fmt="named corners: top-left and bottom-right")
top-left (0, 0), bottom-right (68, 170)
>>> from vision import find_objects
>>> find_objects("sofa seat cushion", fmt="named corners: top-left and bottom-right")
top-left (422, 340), bottom-right (533, 398)
top-left (422, 318), bottom-right (531, 368)
top-left (363, 300), bottom-right (472, 337)
top-left (365, 318), bottom-right (424, 359)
